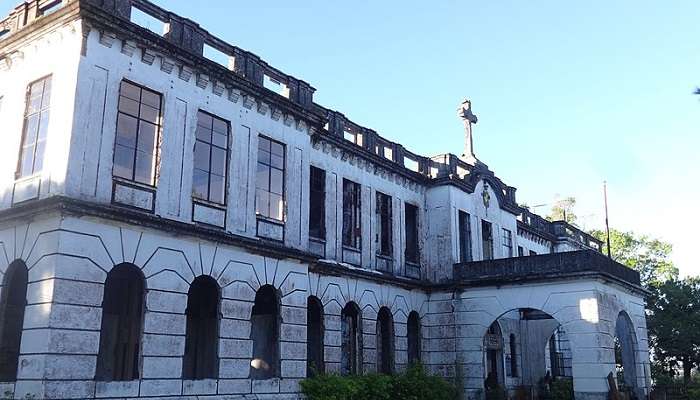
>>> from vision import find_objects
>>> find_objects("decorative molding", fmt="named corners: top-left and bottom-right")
top-left (242, 96), bottom-right (255, 110)
top-left (257, 101), bottom-right (269, 116)
top-left (98, 31), bottom-right (115, 47)
top-left (227, 88), bottom-right (240, 103)
top-left (283, 115), bottom-right (294, 127)
top-left (271, 108), bottom-right (282, 121)
top-left (196, 73), bottom-right (209, 89)
top-left (212, 81), bottom-right (225, 97)
top-left (121, 40), bottom-right (136, 57)
top-left (160, 57), bottom-right (175, 74)
top-left (178, 65), bottom-right (193, 82)
top-left (141, 48), bottom-right (156, 65)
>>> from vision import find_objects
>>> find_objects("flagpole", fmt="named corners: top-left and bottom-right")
top-left (604, 181), bottom-right (611, 258)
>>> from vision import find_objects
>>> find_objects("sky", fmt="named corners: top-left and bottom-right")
top-left (1, 1), bottom-right (698, 276)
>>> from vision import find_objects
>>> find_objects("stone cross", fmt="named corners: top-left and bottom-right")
top-left (457, 99), bottom-right (478, 164)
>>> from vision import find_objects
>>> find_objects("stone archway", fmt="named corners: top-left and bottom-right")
top-left (614, 311), bottom-right (640, 396)
top-left (482, 308), bottom-right (573, 399)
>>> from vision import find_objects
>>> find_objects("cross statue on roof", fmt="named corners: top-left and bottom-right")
top-left (457, 99), bottom-right (478, 164)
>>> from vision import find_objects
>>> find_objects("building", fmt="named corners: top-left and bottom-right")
top-left (0, 0), bottom-right (650, 399)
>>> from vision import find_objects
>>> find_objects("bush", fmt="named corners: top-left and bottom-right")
top-left (549, 379), bottom-right (574, 400)
top-left (300, 364), bottom-right (458, 400)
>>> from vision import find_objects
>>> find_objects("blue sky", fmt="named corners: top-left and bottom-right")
top-left (2, 1), bottom-right (698, 275)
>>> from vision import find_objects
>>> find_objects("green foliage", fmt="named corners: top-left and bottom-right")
top-left (590, 228), bottom-right (678, 287)
top-left (546, 197), bottom-right (577, 224)
top-left (549, 379), bottom-right (574, 400)
top-left (647, 278), bottom-right (700, 383)
top-left (485, 385), bottom-right (507, 400)
top-left (300, 364), bottom-right (458, 400)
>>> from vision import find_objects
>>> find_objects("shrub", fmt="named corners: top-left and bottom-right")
top-left (300, 364), bottom-right (458, 400)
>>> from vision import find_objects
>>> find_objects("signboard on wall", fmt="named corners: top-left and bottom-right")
top-left (485, 334), bottom-right (502, 350)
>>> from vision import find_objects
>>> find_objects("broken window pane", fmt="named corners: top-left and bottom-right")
top-left (308, 166), bottom-right (326, 240)
top-left (255, 136), bottom-right (285, 222)
top-left (376, 192), bottom-right (393, 257)
top-left (405, 203), bottom-right (419, 264)
top-left (342, 180), bottom-right (361, 249)
top-left (482, 220), bottom-right (494, 260)
top-left (192, 111), bottom-right (229, 205)
top-left (112, 80), bottom-right (162, 186)
top-left (458, 211), bottom-right (472, 262)
top-left (17, 76), bottom-right (51, 178)
top-left (250, 285), bottom-right (279, 380)
top-left (183, 276), bottom-right (220, 379)
top-left (0, 260), bottom-right (28, 381)
top-left (96, 263), bottom-right (145, 381)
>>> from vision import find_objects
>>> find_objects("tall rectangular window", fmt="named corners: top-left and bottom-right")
top-left (193, 111), bottom-right (229, 205)
top-left (518, 246), bottom-right (524, 257)
top-left (502, 228), bottom-right (513, 257)
top-left (482, 220), bottom-right (494, 260)
top-left (376, 192), bottom-right (393, 257)
top-left (113, 80), bottom-right (161, 186)
top-left (342, 179), bottom-right (361, 249)
top-left (256, 136), bottom-right (285, 221)
top-left (458, 211), bottom-right (472, 262)
top-left (405, 203), bottom-right (419, 264)
top-left (17, 76), bottom-right (51, 178)
top-left (309, 166), bottom-right (326, 239)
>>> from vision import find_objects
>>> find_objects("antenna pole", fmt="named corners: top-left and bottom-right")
top-left (604, 181), bottom-right (611, 258)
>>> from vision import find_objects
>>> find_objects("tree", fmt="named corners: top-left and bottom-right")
top-left (547, 197), bottom-right (577, 224)
top-left (590, 228), bottom-right (678, 287)
top-left (647, 278), bottom-right (700, 384)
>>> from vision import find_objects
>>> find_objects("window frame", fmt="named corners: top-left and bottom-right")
top-left (376, 191), bottom-right (393, 258)
top-left (308, 165), bottom-right (326, 240)
top-left (112, 79), bottom-right (163, 187)
top-left (192, 110), bottom-right (231, 206)
top-left (16, 75), bottom-right (52, 179)
top-left (458, 210), bottom-right (472, 262)
top-left (255, 135), bottom-right (286, 223)
top-left (404, 202), bottom-right (420, 264)
top-left (502, 228), bottom-right (513, 258)
top-left (481, 220), bottom-right (494, 260)
top-left (342, 179), bottom-right (362, 249)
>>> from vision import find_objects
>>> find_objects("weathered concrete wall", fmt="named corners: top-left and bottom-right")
top-left (0, 19), bottom-right (83, 208)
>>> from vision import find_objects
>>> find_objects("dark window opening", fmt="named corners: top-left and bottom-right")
top-left (192, 111), bottom-right (229, 205)
top-left (309, 166), bottom-right (326, 240)
top-left (482, 220), bottom-right (494, 260)
top-left (509, 334), bottom-right (518, 377)
top-left (342, 179), bottom-right (361, 249)
top-left (376, 307), bottom-right (394, 374)
top-left (458, 211), bottom-right (472, 262)
top-left (502, 228), bottom-right (513, 258)
top-left (17, 76), bottom-right (51, 179)
top-left (183, 276), bottom-right (220, 380)
top-left (407, 311), bottom-right (421, 365)
top-left (113, 80), bottom-right (162, 186)
top-left (341, 302), bottom-right (362, 375)
top-left (250, 285), bottom-right (279, 379)
top-left (307, 296), bottom-right (324, 377)
top-left (256, 136), bottom-right (285, 221)
top-left (0, 260), bottom-right (28, 381)
top-left (517, 246), bottom-right (524, 257)
top-left (376, 192), bottom-right (393, 257)
top-left (404, 203), bottom-right (419, 264)
top-left (529, 250), bottom-right (537, 256)
top-left (96, 263), bottom-right (145, 381)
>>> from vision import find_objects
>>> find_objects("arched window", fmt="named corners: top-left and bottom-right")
top-left (183, 275), bottom-right (220, 380)
top-left (307, 296), bottom-right (324, 376)
top-left (96, 263), bottom-right (145, 381)
top-left (615, 311), bottom-right (639, 391)
top-left (376, 307), bottom-right (394, 374)
top-left (407, 311), bottom-right (421, 365)
top-left (0, 260), bottom-right (28, 381)
top-left (250, 285), bottom-right (279, 380)
top-left (509, 334), bottom-right (518, 377)
top-left (341, 302), bottom-right (362, 375)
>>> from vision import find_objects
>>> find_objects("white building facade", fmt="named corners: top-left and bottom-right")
top-left (0, 1), bottom-right (650, 399)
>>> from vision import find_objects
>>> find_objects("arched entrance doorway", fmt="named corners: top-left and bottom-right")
top-left (614, 311), bottom-right (640, 397)
top-left (483, 308), bottom-right (573, 399)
